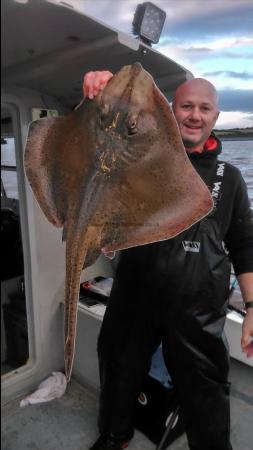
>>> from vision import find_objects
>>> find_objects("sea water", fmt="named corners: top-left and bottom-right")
top-left (221, 139), bottom-right (253, 206)
top-left (221, 139), bottom-right (253, 297)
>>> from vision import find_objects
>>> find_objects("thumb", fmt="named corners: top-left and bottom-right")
top-left (241, 323), bottom-right (251, 349)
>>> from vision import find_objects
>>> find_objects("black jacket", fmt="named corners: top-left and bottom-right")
top-left (188, 135), bottom-right (253, 275)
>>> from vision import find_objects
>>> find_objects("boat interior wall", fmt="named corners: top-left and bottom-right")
top-left (2, 0), bottom-right (192, 109)
top-left (73, 310), bottom-right (102, 391)
top-left (1, 102), bottom-right (34, 401)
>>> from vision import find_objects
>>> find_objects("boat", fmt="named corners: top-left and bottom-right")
top-left (1, 1), bottom-right (252, 449)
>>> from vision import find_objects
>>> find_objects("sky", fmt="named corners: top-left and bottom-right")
top-left (56, 0), bottom-right (253, 129)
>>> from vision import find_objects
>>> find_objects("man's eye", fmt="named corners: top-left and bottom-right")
top-left (182, 104), bottom-right (191, 109)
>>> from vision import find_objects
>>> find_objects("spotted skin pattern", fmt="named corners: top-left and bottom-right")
top-left (24, 63), bottom-right (213, 382)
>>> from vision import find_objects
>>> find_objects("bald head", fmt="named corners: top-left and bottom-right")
top-left (173, 78), bottom-right (219, 108)
top-left (172, 78), bottom-right (220, 152)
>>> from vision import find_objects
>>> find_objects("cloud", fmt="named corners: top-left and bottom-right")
top-left (159, 37), bottom-right (253, 63)
top-left (204, 71), bottom-right (253, 80)
top-left (177, 37), bottom-right (253, 51)
top-left (54, 1), bottom-right (253, 41)
top-left (58, 0), bottom-right (138, 31)
top-left (161, 1), bottom-right (253, 41)
top-left (210, 51), bottom-right (253, 60)
top-left (215, 111), bottom-right (253, 129)
top-left (157, 35), bottom-right (253, 84)
top-left (217, 89), bottom-right (253, 112)
top-left (176, 48), bottom-right (253, 62)
top-left (174, 37), bottom-right (253, 57)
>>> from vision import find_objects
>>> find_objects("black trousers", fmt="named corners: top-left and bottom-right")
top-left (97, 243), bottom-right (232, 450)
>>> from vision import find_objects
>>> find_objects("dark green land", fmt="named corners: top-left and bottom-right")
top-left (214, 127), bottom-right (253, 140)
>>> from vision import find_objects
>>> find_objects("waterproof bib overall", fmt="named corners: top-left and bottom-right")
top-left (97, 162), bottom-right (233, 450)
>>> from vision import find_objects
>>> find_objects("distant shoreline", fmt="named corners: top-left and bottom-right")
top-left (214, 128), bottom-right (253, 142)
top-left (219, 137), bottom-right (253, 141)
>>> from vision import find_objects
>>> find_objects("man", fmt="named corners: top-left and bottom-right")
top-left (83, 71), bottom-right (253, 450)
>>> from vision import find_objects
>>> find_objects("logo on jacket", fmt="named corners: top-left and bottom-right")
top-left (212, 163), bottom-right (225, 199)
top-left (217, 163), bottom-right (225, 176)
top-left (211, 181), bottom-right (222, 199)
top-left (182, 241), bottom-right (200, 253)
top-left (208, 162), bottom-right (226, 216)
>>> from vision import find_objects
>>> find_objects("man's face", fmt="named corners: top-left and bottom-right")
top-left (172, 81), bottom-right (219, 149)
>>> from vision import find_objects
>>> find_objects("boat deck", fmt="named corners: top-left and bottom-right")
top-left (2, 358), bottom-right (253, 450)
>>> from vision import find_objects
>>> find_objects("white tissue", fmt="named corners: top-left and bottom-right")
top-left (20, 372), bottom-right (67, 407)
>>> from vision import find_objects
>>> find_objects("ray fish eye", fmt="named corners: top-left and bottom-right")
top-left (127, 117), bottom-right (138, 135)
top-left (129, 119), bottom-right (137, 128)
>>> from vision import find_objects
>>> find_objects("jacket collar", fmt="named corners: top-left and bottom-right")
top-left (186, 133), bottom-right (222, 159)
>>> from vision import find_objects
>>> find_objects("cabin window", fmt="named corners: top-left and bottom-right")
top-left (1, 136), bottom-right (18, 199)
top-left (1, 106), bottom-right (29, 376)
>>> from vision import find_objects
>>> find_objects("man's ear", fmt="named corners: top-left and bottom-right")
top-left (216, 110), bottom-right (220, 121)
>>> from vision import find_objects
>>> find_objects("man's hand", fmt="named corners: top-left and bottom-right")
top-left (83, 71), bottom-right (113, 99)
top-left (241, 310), bottom-right (253, 358)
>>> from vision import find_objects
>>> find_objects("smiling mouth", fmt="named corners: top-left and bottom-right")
top-left (184, 124), bottom-right (202, 130)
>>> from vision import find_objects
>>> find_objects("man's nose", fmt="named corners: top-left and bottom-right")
top-left (189, 107), bottom-right (201, 121)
